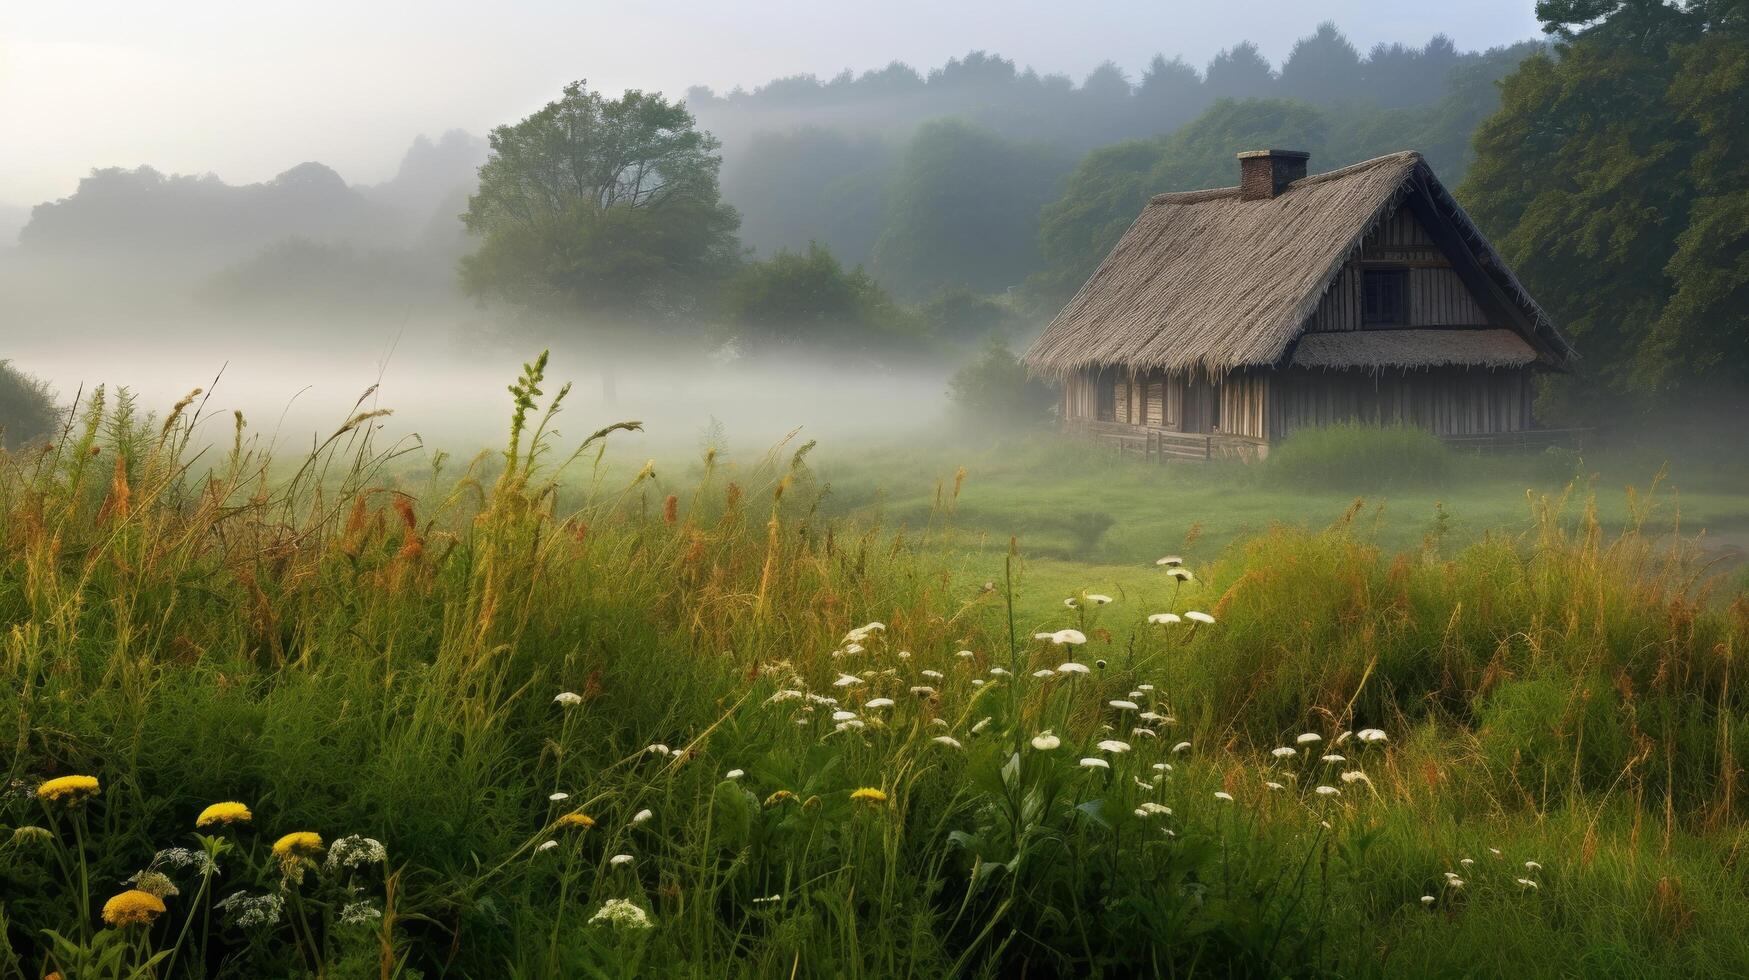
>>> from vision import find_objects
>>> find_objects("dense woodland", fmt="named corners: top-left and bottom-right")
top-left (4, 3), bottom-right (1746, 437)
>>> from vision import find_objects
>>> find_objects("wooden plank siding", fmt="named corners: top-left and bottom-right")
top-left (1310, 203), bottom-right (1490, 332)
top-left (1268, 367), bottom-right (1532, 439)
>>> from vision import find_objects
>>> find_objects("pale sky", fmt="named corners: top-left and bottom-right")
top-left (0, 1), bottom-right (1543, 207)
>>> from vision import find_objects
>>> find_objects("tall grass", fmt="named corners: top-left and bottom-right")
top-left (1, 361), bottom-right (1746, 977)
top-left (1262, 423), bottom-right (1455, 491)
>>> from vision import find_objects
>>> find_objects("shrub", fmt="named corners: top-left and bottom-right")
top-left (1262, 422), bottom-right (1455, 491)
top-left (0, 359), bottom-right (56, 447)
top-left (946, 339), bottom-right (1056, 430)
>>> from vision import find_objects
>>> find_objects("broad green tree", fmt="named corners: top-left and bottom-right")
top-left (460, 81), bottom-right (741, 329)
top-left (722, 242), bottom-right (916, 353)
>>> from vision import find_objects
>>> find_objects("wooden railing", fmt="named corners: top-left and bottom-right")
top-left (1063, 420), bottom-right (1270, 463)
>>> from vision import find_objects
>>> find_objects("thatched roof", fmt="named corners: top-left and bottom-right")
top-left (1024, 151), bottom-right (1574, 378)
top-left (1289, 329), bottom-right (1537, 370)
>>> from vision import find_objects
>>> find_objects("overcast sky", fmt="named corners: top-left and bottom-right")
top-left (0, 1), bottom-right (1544, 207)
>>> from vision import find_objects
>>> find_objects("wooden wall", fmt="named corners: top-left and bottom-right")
top-left (1269, 367), bottom-right (1532, 439)
top-left (1308, 204), bottom-right (1489, 332)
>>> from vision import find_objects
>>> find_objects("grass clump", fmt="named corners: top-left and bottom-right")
top-left (1263, 422), bottom-right (1456, 491)
top-left (0, 360), bottom-right (56, 449)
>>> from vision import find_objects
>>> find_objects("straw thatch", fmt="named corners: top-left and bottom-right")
top-left (1024, 151), bottom-right (1574, 378)
top-left (1289, 329), bottom-right (1537, 370)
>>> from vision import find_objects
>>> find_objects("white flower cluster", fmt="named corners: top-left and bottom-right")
top-left (588, 897), bottom-right (653, 931)
top-left (340, 900), bottom-right (384, 925)
top-left (152, 846), bottom-right (219, 876)
top-left (325, 835), bottom-right (387, 871)
top-left (216, 891), bottom-right (285, 928)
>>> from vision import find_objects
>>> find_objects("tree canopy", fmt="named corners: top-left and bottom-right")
top-left (1463, 0), bottom-right (1749, 410)
top-left (460, 81), bottom-right (741, 326)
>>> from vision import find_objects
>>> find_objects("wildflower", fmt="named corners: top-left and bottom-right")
top-left (150, 847), bottom-right (217, 875)
top-left (631, 809), bottom-right (653, 825)
top-left (1156, 555), bottom-right (1184, 567)
top-left (767, 690), bottom-right (806, 703)
top-left (102, 889), bottom-right (166, 927)
top-left (1087, 594), bottom-right (1113, 605)
top-left (273, 832), bottom-right (324, 857)
top-left (1056, 661), bottom-right (1091, 674)
top-left (125, 870), bottom-right (179, 899)
top-left (1171, 741), bottom-right (1191, 753)
top-left (1095, 659), bottom-right (1108, 669)
top-left (764, 790), bottom-right (796, 807)
top-left (932, 735), bottom-right (964, 749)
top-left (1265, 781), bottom-right (1286, 791)
top-left (1271, 746), bottom-right (1297, 759)
top-left (989, 666), bottom-right (1011, 677)
top-left (610, 854), bottom-right (635, 867)
top-left (1136, 802), bottom-right (1172, 816)
top-left (835, 719), bottom-right (866, 731)
top-left (752, 894), bottom-right (781, 905)
top-left (1489, 847), bottom-right (1503, 857)
top-left (35, 775), bottom-right (100, 805)
top-left (957, 649), bottom-right (976, 660)
top-left (850, 787), bottom-right (888, 805)
top-left (1166, 568), bottom-right (1193, 582)
top-left (555, 812), bottom-right (595, 830)
top-left (195, 801), bottom-right (252, 828)
top-left (549, 791), bottom-right (570, 802)
top-left (324, 835), bottom-right (386, 871)
top-left (832, 710), bottom-right (858, 722)
top-left (921, 670), bottom-right (945, 682)
top-left (645, 744), bottom-right (672, 756)
top-left (1214, 791), bottom-right (1234, 802)
top-left (1063, 597), bottom-right (1078, 608)
top-left (1152, 763), bottom-right (1172, 772)
top-left (1138, 683), bottom-right (1155, 691)
top-left (725, 769), bottom-right (745, 780)
top-left (1147, 613), bottom-right (1182, 625)
top-left (554, 691), bottom-right (583, 707)
top-left (1031, 733), bottom-right (1061, 750)
top-left (216, 891), bottom-right (284, 928)
top-left (1031, 669), bottom-right (1056, 678)
top-left (833, 673), bottom-right (862, 688)
top-left (1140, 711), bottom-right (1166, 722)
top-left (589, 898), bottom-right (653, 931)
top-left (1420, 895), bottom-right (1436, 906)
top-left (1357, 728), bottom-right (1388, 743)
top-left (1185, 611), bottom-right (1215, 624)
top-left (1314, 785), bottom-right (1340, 797)
top-left (1321, 754), bottom-right (1346, 764)
top-left (1096, 739), bottom-right (1132, 754)
top-left (1517, 878), bottom-right (1539, 890)
top-left (970, 717), bottom-right (992, 735)
top-left (864, 698), bottom-right (895, 709)
top-left (1335, 730), bottom-right (1353, 745)
top-left (536, 840), bottom-right (559, 853)
top-left (1079, 757), bottom-right (1110, 770)
top-left (340, 901), bottom-right (382, 925)
top-left (1339, 770), bottom-right (1370, 785)
top-left (930, 717), bottom-right (949, 727)
top-left (1108, 699), bottom-right (1139, 711)
top-left (1295, 732), bottom-right (1323, 745)
top-left (805, 693), bottom-right (837, 706)
top-left (10, 826), bottom-right (51, 846)
top-left (1049, 630), bottom-right (1088, 646)
top-left (1525, 860), bottom-right (1543, 872)
top-left (1131, 727), bottom-right (1157, 739)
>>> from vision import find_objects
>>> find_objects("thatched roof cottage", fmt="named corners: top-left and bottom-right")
top-left (1023, 150), bottom-right (1576, 458)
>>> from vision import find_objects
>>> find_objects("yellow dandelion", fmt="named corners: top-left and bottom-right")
top-left (849, 787), bottom-right (888, 805)
top-left (555, 811), bottom-right (596, 830)
top-left (763, 790), bottom-right (796, 808)
top-left (195, 801), bottom-right (252, 828)
top-left (272, 832), bottom-right (324, 857)
top-left (101, 889), bottom-right (166, 927)
top-left (36, 775), bottom-right (100, 805)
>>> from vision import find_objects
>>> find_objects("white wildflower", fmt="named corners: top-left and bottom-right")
top-left (1079, 757), bottom-right (1110, 770)
top-left (1314, 785), bottom-right (1340, 797)
top-left (1031, 732), bottom-right (1061, 750)
top-left (1185, 611), bottom-right (1215, 624)
top-left (932, 735), bottom-right (964, 749)
top-left (1096, 739), bottom-right (1132, 754)
top-left (1108, 699), bottom-right (1139, 711)
top-left (554, 691), bottom-right (583, 707)
top-left (589, 898), bottom-right (653, 931)
top-left (1147, 613), bottom-right (1182, 625)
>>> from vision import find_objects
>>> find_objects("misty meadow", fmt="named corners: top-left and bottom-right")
top-left (3, 2), bottom-right (1748, 977)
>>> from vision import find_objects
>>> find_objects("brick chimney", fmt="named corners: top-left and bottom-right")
top-left (1237, 149), bottom-right (1310, 200)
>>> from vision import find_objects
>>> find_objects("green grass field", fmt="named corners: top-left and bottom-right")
top-left (5, 371), bottom-right (1749, 977)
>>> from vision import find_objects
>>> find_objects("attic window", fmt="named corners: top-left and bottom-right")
top-left (1362, 268), bottom-right (1408, 325)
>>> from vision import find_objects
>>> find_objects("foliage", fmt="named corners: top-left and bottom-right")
top-left (1, 373), bottom-right (1748, 976)
top-left (460, 81), bottom-right (741, 327)
top-left (0, 361), bottom-right (56, 448)
top-left (721, 242), bottom-right (916, 353)
top-left (871, 120), bottom-right (1069, 299)
top-left (945, 339), bottom-right (1057, 430)
top-left (1462, 0), bottom-right (1749, 415)
top-left (1262, 423), bottom-right (1456, 491)
top-left (916, 286), bottom-right (1026, 346)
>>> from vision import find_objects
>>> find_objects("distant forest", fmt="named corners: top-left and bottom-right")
top-left (6, 25), bottom-right (1535, 317)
